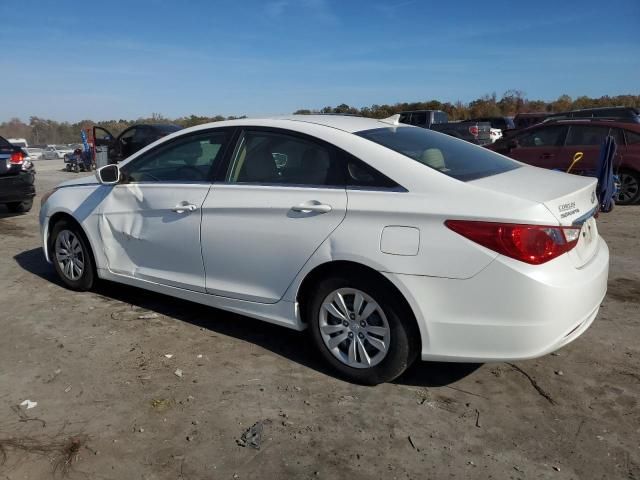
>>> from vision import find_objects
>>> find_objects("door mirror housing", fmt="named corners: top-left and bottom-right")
top-left (95, 164), bottom-right (120, 185)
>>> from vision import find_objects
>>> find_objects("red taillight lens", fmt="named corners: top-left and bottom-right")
top-left (10, 152), bottom-right (24, 164)
top-left (445, 220), bottom-right (581, 265)
top-left (469, 125), bottom-right (479, 136)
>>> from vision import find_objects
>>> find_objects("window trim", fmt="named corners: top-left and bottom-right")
top-left (119, 127), bottom-right (236, 185)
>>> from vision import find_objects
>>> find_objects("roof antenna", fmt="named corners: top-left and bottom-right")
top-left (379, 114), bottom-right (401, 126)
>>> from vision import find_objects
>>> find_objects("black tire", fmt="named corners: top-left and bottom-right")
top-left (6, 199), bottom-right (33, 213)
top-left (616, 169), bottom-right (640, 205)
top-left (49, 220), bottom-right (96, 291)
top-left (306, 273), bottom-right (420, 385)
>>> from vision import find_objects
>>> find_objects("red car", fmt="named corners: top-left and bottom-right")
top-left (487, 119), bottom-right (640, 205)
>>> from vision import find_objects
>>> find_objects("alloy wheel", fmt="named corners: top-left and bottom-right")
top-left (617, 172), bottom-right (639, 204)
top-left (319, 288), bottom-right (391, 369)
top-left (55, 229), bottom-right (85, 281)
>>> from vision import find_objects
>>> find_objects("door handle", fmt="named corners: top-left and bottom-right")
top-left (291, 201), bottom-right (332, 214)
top-left (172, 202), bottom-right (198, 213)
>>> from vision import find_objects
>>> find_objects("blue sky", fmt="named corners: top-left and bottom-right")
top-left (1, 0), bottom-right (638, 122)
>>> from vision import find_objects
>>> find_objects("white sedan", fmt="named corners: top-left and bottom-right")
top-left (42, 145), bottom-right (74, 160)
top-left (39, 115), bottom-right (609, 384)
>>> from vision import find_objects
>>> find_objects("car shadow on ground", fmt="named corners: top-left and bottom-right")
top-left (14, 246), bottom-right (482, 387)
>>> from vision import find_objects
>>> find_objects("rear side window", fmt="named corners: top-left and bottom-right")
top-left (518, 126), bottom-right (568, 147)
top-left (566, 126), bottom-right (609, 146)
top-left (357, 126), bottom-right (520, 182)
top-left (226, 130), bottom-right (343, 186)
top-left (625, 130), bottom-right (640, 144)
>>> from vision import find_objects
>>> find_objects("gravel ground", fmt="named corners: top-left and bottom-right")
top-left (0, 160), bottom-right (638, 479)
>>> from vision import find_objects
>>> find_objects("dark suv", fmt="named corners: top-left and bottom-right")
top-left (545, 106), bottom-right (640, 123)
top-left (0, 135), bottom-right (35, 213)
top-left (93, 124), bottom-right (182, 164)
top-left (487, 119), bottom-right (640, 205)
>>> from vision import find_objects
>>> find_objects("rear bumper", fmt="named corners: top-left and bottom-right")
top-left (385, 236), bottom-right (609, 362)
top-left (0, 171), bottom-right (35, 203)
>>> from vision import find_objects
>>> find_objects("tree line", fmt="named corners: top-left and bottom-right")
top-left (2, 92), bottom-right (639, 145)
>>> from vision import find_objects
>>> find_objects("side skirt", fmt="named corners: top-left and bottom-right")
top-left (97, 268), bottom-right (305, 331)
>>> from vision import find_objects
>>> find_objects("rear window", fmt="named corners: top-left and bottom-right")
top-left (357, 126), bottom-right (520, 181)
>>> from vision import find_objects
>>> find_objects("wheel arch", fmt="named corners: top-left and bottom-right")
top-left (296, 260), bottom-right (422, 348)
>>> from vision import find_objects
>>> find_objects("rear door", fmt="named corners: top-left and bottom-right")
top-left (508, 125), bottom-right (568, 169)
top-left (93, 126), bottom-right (117, 163)
top-left (201, 128), bottom-right (347, 303)
top-left (561, 125), bottom-right (611, 174)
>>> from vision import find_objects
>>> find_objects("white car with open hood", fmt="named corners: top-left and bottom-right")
top-left (39, 115), bottom-right (609, 384)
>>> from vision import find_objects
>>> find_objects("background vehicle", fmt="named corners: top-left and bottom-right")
top-left (42, 145), bottom-right (74, 160)
top-left (488, 118), bottom-right (640, 204)
top-left (26, 147), bottom-right (44, 160)
top-left (41, 116), bottom-right (608, 384)
top-left (545, 106), bottom-right (640, 123)
top-left (93, 123), bottom-right (182, 163)
top-left (8, 138), bottom-right (28, 148)
top-left (398, 110), bottom-right (491, 145)
top-left (468, 116), bottom-right (515, 132)
top-left (0, 135), bottom-right (35, 213)
top-left (513, 112), bottom-right (550, 130)
top-left (489, 128), bottom-right (503, 143)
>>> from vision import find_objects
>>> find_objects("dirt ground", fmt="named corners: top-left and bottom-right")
top-left (0, 160), bottom-right (638, 480)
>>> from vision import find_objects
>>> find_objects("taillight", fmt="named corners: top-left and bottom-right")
top-left (445, 220), bottom-right (581, 265)
top-left (469, 126), bottom-right (479, 136)
top-left (10, 151), bottom-right (24, 164)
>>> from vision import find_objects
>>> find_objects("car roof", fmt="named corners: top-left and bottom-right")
top-left (272, 115), bottom-right (399, 133)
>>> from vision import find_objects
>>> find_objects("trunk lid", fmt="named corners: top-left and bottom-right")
top-left (471, 165), bottom-right (600, 267)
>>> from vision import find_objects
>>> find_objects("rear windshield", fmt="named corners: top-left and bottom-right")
top-left (357, 126), bottom-right (520, 181)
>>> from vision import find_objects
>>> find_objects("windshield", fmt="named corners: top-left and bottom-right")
top-left (357, 126), bottom-right (521, 181)
top-left (11, 141), bottom-right (27, 148)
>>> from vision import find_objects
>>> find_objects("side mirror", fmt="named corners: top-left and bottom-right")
top-left (95, 164), bottom-right (120, 185)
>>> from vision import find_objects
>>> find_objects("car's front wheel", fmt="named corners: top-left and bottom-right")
top-left (617, 169), bottom-right (640, 205)
top-left (307, 274), bottom-right (419, 385)
top-left (50, 220), bottom-right (96, 291)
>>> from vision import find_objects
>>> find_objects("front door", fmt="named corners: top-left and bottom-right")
top-left (201, 129), bottom-right (347, 303)
top-left (98, 129), bottom-right (231, 292)
top-left (509, 125), bottom-right (568, 169)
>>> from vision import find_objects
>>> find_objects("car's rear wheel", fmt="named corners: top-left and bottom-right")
top-left (307, 274), bottom-right (419, 385)
top-left (617, 170), bottom-right (640, 205)
top-left (6, 199), bottom-right (33, 213)
top-left (50, 220), bottom-right (96, 291)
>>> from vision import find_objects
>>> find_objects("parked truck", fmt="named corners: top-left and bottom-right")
top-left (398, 110), bottom-right (492, 145)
